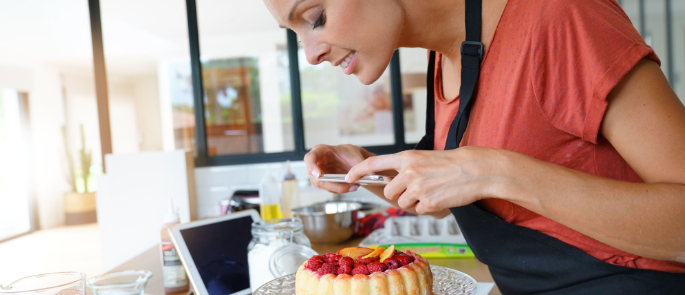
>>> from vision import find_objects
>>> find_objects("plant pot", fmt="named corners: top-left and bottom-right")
top-left (64, 192), bottom-right (97, 225)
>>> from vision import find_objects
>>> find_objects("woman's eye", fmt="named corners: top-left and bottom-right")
top-left (312, 11), bottom-right (325, 29)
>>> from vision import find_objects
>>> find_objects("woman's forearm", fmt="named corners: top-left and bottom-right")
top-left (503, 153), bottom-right (685, 262)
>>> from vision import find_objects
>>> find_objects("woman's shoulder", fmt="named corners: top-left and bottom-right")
top-left (515, 0), bottom-right (646, 61)
top-left (526, 0), bottom-right (633, 33)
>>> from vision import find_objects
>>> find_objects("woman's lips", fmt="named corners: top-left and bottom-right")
top-left (342, 51), bottom-right (357, 75)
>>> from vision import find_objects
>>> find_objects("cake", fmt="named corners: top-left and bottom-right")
top-left (295, 245), bottom-right (433, 295)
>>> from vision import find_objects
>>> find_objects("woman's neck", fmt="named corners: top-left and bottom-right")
top-left (397, 0), bottom-right (507, 62)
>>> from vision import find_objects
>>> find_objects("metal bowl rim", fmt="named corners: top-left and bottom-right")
top-left (291, 201), bottom-right (362, 216)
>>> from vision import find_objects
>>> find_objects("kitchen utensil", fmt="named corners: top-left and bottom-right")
top-left (359, 215), bottom-right (473, 258)
top-left (86, 270), bottom-right (152, 295)
top-left (361, 215), bottom-right (467, 245)
top-left (291, 202), bottom-right (361, 244)
top-left (252, 265), bottom-right (478, 295)
top-left (317, 174), bottom-right (392, 186)
top-left (221, 190), bottom-right (260, 216)
top-left (0, 272), bottom-right (86, 295)
top-left (336, 198), bottom-right (381, 214)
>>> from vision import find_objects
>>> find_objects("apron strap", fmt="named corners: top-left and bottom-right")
top-left (425, 0), bottom-right (483, 151)
top-left (422, 51), bottom-right (437, 150)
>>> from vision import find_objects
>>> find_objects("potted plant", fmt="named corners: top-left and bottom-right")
top-left (62, 124), bottom-right (97, 225)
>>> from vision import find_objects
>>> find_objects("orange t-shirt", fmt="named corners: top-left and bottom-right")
top-left (433, 0), bottom-right (685, 273)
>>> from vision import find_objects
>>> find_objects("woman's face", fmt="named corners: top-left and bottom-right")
top-left (264, 0), bottom-right (403, 85)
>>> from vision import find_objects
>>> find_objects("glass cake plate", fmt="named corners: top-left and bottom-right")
top-left (253, 265), bottom-right (478, 295)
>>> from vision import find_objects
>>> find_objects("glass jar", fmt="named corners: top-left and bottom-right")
top-left (0, 272), bottom-right (86, 295)
top-left (247, 218), bottom-right (315, 292)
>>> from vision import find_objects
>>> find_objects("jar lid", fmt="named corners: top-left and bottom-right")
top-left (269, 244), bottom-right (318, 278)
top-left (252, 218), bottom-right (303, 236)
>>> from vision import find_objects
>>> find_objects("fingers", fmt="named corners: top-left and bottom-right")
top-left (304, 145), bottom-right (329, 178)
top-left (318, 181), bottom-right (359, 194)
top-left (346, 154), bottom-right (401, 183)
top-left (308, 173), bottom-right (359, 194)
top-left (382, 173), bottom-right (419, 211)
top-left (413, 194), bottom-right (438, 215)
top-left (396, 189), bottom-right (420, 211)
top-left (383, 174), bottom-right (408, 201)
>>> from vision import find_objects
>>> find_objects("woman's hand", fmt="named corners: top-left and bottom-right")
top-left (346, 147), bottom-right (513, 215)
top-left (304, 144), bottom-right (378, 194)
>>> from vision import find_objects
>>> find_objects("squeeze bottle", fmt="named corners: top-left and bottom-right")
top-left (281, 161), bottom-right (300, 218)
top-left (259, 167), bottom-right (282, 219)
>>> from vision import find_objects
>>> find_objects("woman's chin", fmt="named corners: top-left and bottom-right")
top-left (354, 68), bottom-right (386, 85)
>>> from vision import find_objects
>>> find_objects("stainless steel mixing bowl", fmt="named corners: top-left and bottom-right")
top-left (291, 202), bottom-right (362, 244)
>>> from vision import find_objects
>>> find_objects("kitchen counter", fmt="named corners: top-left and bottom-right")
top-left (111, 237), bottom-right (500, 295)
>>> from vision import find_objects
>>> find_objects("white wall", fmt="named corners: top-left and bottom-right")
top-left (109, 82), bottom-right (141, 155)
top-left (29, 65), bottom-right (69, 229)
top-left (0, 64), bottom-right (33, 92)
top-left (0, 62), bottom-right (166, 229)
top-left (133, 74), bottom-right (163, 151)
top-left (63, 71), bottom-right (102, 168)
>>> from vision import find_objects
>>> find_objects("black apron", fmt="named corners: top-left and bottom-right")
top-left (414, 0), bottom-right (685, 293)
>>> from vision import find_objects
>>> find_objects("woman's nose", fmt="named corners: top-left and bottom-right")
top-left (304, 42), bottom-right (330, 65)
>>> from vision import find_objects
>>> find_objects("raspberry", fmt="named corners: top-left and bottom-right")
top-left (384, 257), bottom-right (399, 269)
top-left (327, 254), bottom-right (342, 265)
top-left (322, 253), bottom-right (336, 260)
top-left (367, 262), bottom-right (387, 274)
top-left (337, 264), bottom-right (352, 275)
top-left (317, 263), bottom-right (336, 276)
top-left (394, 255), bottom-right (415, 267)
top-left (351, 263), bottom-right (369, 275)
top-left (306, 256), bottom-right (325, 271)
top-left (356, 256), bottom-right (380, 264)
top-left (339, 257), bottom-right (354, 267)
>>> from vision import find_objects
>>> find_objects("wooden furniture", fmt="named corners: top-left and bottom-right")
top-left (110, 237), bottom-right (500, 295)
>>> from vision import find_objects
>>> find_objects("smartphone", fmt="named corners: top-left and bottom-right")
top-left (317, 174), bottom-right (392, 186)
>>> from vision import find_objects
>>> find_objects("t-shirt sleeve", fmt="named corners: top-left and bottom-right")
top-left (530, 0), bottom-right (659, 144)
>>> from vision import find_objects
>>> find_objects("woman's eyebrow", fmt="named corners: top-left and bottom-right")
top-left (288, 0), bottom-right (308, 21)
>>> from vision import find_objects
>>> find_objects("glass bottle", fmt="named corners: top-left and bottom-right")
top-left (259, 168), bottom-right (282, 220)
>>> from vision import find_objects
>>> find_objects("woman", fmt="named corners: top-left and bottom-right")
top-left (264, 0), bottom-right (685, 293)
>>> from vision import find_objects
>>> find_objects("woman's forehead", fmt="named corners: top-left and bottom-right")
top-left (263, 0), bottom-right (297, 25)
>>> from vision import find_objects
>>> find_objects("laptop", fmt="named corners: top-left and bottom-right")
top-left (169, 209), bottom-right (260, 295)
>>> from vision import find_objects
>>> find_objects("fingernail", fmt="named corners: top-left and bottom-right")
top-left (348, 185), bottom-right (358, 192)
top-left (344, 174), bottom-right (350, 182)
top-left (312, 170), bottom-right (320, 178)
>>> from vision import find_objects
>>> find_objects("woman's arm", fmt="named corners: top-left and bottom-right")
top-left (506, 58), bottom-right (685, 262)
top-left (347, 58), bottom-right (685, 262)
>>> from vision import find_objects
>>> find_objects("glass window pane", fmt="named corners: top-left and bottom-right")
top-left (621, 0), bottom-right (685, 104)
top-left (0, 1), bottom-right (97, 230)
top-left (620, 0), bottom-right (642, 34)
top-left (99, 0), bottom-right (193, 154)
top-left (644, 0), bottom-right (670, 81)
top-left (197, 1), bottom-right (294, 156)
top-left (669, 1), bottom-right (685, 101)
top-left (299, 48), bottom-right (395, 149)
top-left (0, 89), bottom-right (31, 240)
top-left (399, 48), bottom-right (428, 145)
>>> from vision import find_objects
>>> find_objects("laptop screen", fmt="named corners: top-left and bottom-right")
top-left (180, 215), bottom-right (253, 295)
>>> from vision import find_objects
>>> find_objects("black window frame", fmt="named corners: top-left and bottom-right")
top-left (86, 0), bottom-right (677, 168)
top-left (185, 0), bottom-right (415, 167)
